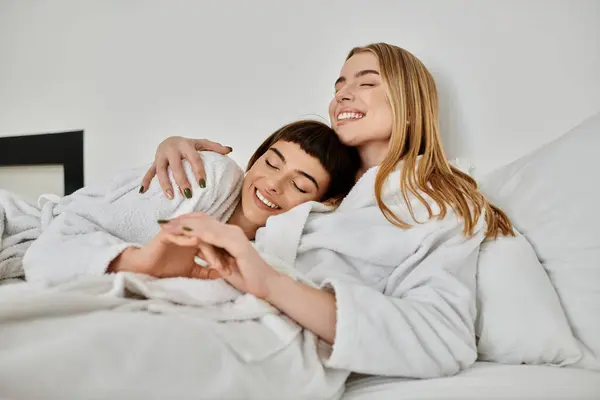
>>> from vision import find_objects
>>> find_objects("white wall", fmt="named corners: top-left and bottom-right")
top-left (0, 0), bottom-right (599, 187)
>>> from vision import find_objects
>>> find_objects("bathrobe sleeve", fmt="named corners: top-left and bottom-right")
top-left (320, 216), bottom-right (484, 378)
top-left (23, 153), bottom-right (243, 285)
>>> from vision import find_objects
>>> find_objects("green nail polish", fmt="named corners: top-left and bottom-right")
top-left (182, 226), bottom-right (193, 231)
top-left (157, 219), bottom-right (170, 224)
top-left (184, 188), bottom-right (192, 199)
top-left (199, 179), bottom-right (206, 188)
top-left (139, 186), bottom-right (144, 194)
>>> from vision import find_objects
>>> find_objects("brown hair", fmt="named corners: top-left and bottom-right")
top-left (347, 43), bottom-right (513, 238)
top-left (247, 120), bottom-right (360, 202)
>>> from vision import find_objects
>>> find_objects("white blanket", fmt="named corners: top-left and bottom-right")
top-left (0, 153), bottom-right (348, 399)
top-left (0, 189), bottom-right (56, 280)
top-left (0, 274), bottom-right (347, 399)
top-left (255, 163), bottom-right (486, 378)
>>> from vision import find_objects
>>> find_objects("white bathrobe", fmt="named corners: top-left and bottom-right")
top-left (23, 151), bottom-right (244, 284)
top-left (255, 164), bottom-right (485, 378)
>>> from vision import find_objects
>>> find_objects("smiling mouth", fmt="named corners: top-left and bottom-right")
top-left (337, 111), bottom-right (365, 122)
top-left (255, 188), bottom-right (280, 210)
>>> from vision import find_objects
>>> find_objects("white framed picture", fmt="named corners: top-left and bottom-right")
top-left (0, 131), bottom-right (84, 201)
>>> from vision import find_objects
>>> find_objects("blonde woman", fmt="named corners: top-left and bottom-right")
top-left (144, 43), bottom-right (513, 378)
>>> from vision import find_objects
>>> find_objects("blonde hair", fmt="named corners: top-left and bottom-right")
top-left (348, 43), bottom-right (513, 238)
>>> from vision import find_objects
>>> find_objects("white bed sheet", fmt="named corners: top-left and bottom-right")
top-left (342, 362), bottom-right (600, 399)
top-left (3, 280), bottom-right (598, 399)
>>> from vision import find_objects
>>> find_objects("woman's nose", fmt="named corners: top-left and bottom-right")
top-left (336, 85), bottom-right (354, 102)
top-left (264, 177), bottom-right (283, 194)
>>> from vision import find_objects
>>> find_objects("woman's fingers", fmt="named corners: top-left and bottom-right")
top-left (160, 232), bottom-right (200, 247)
top-left (224, 254), bottom-right (239, 276)
top-left (185, 149), bottom-right (207, 189)
top-left (156, 158), bottom-right (175, 200)
top-left (161, 213), bottom-right (244, 263)
top-left (145, 136), bottom-right (228, 200)
top-left (140, 163), bottom-right (156, 194)
top-left (194, 240), bottom-right (231, 275)
top-left (167, 151), bottom-right (193, 198)
top-left (192, 139), bottom-right (233, 155)
top-left (158, 230), bottom-right (225, 280)
top-left (191, 265), bottom-right (221, 280)
top-left (175, 214), bottom-right (247, 258)
top-left (161, 213), bottom-right (207, 236)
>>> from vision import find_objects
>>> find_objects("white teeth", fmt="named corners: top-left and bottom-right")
top-left (255, 189), bottom-right (279, 209)
top-left (337, 112), bottom-right (364, 121)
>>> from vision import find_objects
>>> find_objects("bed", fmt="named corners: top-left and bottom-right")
top-left (1, 114), bottom-right (600, 399)
top-left (343, 362), bottom-right (600, 399)
top-left (343, 112), bottom-right (600, 398)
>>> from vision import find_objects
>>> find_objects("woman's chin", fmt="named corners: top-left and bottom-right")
top-left (245, 209), bottom-right (269, 228)
top-left (334, 125), bottom-right (360, 146)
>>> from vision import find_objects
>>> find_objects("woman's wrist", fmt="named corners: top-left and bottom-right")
top-left (107, 247), bottom-right (143, 274)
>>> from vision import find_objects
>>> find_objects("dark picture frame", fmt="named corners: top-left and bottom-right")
top-left (0, 130), bottom-right (84, 195)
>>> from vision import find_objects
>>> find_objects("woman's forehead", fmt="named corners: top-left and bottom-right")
top-left (270, 140), bottom-right (312, 160)
top-left (342, 52), bottom-right (379, 74)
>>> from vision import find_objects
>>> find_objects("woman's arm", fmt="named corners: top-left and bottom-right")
top-left (314, 226), bottom-right (483, 378)
top-left (161, 213), bottom-right (337, 342)
top-left (165, 212), bottom-right (483, 378)
top-left (23, 211), bottom-right (139, 285)
top-left (23, 165), bottom-right (154, 284)
top-left (25, 156), bottom-right (242, 285)
top-left (265, 273), bottom-right (337, 343)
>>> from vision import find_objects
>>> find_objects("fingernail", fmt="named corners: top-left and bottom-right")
top-left (157, 219), bottom-right (170, 224)
top-left (199, 179), bottom-right (206, 188)
top-left (139, 185), bottom-right (145, 194)
top-left (184, 188), bottom-right (192, 199)
top-left (166, 189), bottom-right (174, 200)
top-left (182, 226), bottom-right (193, 232)
top-left (226, 146), bottom-right (233, 152)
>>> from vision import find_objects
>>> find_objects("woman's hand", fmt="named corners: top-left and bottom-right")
top-left (140, 137), bottom-right (233, 199)
top-left (162, 213), bottom-right (282, 300)
top-left (108, 228), bottom-right (220, 280)
top-left (162, 212), bottom-right (338, 343)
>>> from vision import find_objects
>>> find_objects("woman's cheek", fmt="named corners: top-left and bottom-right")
top-left (328, 102), bottom-right (337, 122)
top-left (285, 196), bottom-right (302, 211)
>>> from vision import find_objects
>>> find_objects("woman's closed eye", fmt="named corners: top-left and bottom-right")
top-left (292, 181), bottom-right (308, 194)
top-left (265, 159), bottom-right (279, 170)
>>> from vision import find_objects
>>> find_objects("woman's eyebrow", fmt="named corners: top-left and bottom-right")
top-left (297, 171), bottom-right (319, 190)
top-left (268, 148), bottom-right (286, 162)
top-left (335, 69), bottom-right (380, 86)
top-left (268, 148), bottom-right (319, 190)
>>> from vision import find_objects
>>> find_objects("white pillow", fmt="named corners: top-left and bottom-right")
top-left (480, 111), bottom-right (600, 370)
top-left (476, 231), bottom-right (581, 366)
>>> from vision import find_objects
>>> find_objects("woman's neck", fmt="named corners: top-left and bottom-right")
top-left (356, 140), bottom-right (390, 177)
top-left (227, 201), bottom-right (260, 240)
